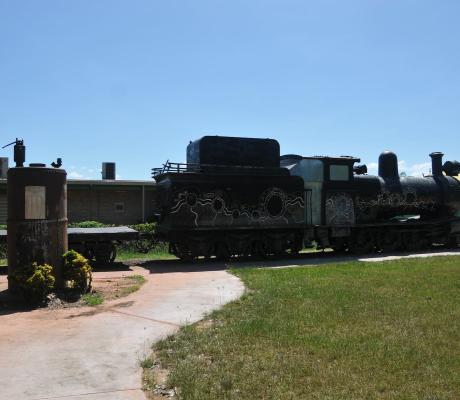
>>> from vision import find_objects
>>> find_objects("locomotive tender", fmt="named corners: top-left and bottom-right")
top-left (153, 136), bottom-right (460, 260)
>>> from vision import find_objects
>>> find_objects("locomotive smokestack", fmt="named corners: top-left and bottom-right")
top-left (378, 151), bottom-right (399, 180)
top-left (430, 152), bottom-right (444, 176)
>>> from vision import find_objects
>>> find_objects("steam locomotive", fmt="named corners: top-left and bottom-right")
top-left (152, 136), bottom-right (460, 260)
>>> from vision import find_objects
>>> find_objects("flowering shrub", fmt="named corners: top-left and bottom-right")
top-left (62, 250), bottom-right (92, 292)
top-left (8, 263), bottom-right (55, 303)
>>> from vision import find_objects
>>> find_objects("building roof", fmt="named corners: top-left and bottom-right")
top-left (0, 178), bottom-right (155, 187)
top-left (67, 179), bottom-right (155, 186)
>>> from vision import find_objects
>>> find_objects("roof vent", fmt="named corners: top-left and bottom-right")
top-left (102, 162), bottom-right (116, 180)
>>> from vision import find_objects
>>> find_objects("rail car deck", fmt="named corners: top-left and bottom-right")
top-left (0, 227), bottom-right (138, 241)
top-left (0, 227), bottom-right (139, 264)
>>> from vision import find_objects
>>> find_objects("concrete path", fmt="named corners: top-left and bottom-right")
top-left (0, 266), bottom-right (244, 400)
top-left (0, 248), bottom-right (458, 399)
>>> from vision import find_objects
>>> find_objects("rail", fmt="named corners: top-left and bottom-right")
top-left (151, 161), bottom-right (201, 177)
top-left (151, 160), bottom-right (282, 177)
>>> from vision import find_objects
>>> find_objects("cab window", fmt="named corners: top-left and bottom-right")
top-left (330, 165), bottom-right (349, 181)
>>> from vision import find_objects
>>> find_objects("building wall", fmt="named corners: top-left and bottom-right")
top-left (68, 185), bottom-right (157, 225)
top-left (0, 190), bottom-right (6, 224)
top-left (0, 181), bottom-right (156, 225)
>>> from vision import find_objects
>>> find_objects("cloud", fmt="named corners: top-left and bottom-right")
top-left (408, 162), bottom-right (431, 176)
top-left (67, 171), bottom-right (85, 179)
top-left (67, 166), bottom-right (99, 180)
top-left (367, 162), bottom-right (378, 174)
top-left (364, 160), bottom-right (432, 177)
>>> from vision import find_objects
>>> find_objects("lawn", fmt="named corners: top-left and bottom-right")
top-left (116, 247), bottom-right (176, 262)
top-left (0, 248), bottom-right (175, 266)
top-left (146, 256), bottom-right (460, 399)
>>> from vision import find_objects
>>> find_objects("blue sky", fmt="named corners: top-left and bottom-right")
top-left (1, 0), bottom-right (459, 180)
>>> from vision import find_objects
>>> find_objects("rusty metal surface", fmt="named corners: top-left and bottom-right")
top-left (7, 166), bottom-right (67, 290)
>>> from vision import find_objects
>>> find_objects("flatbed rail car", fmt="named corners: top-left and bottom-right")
top-left (0, 227), bottom-right (139, 265)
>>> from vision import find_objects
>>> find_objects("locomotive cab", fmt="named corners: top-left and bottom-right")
top-left (281, 155), bottom-right (359, 227)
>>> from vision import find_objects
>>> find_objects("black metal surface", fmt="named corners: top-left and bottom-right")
top-left (353, 164), bottom-right (367, 175)
top-left (152, 161), bottom-right (289, 177)
top-left (2, 138), bottom-right (25, 167)
top-left (51, 158), bottom-right (63, 168)
top-left (443, 160), bottom-right (460, 177)
top-left (430, 152), bottom-right (444, 176)
top-left (378, 150), bottom-right (399, 179)
top-left (154, 136), bottom-right (460, 258)
top-left (155, 172), bottom-right (304, 232)
top-left (187, 136), bottom-right (280, 168)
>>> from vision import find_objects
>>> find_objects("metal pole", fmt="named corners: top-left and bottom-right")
top-left (142, 185), bottom-right (145, 222)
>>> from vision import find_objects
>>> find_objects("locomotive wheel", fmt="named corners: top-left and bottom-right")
top-left (378, 231), bottom-right (401, 253)
top-left (252, 240), bottom-right (268, 259)
top-left (349, 230), bottom-right (374, 254)
top-left (215, 241), bottom-right (230, 261)
top-left (403, 232), bottom-right (428, 251)
top-left (272, 239), bottom-right (286, 256)
top-left (331, 238), bottom-right (347, 253)
top-left (287, 237), bottom-right (302, 255)
top-left (203, 243), bottom-right (214, 260)
top-left (176, 243), bottom-right (195, 262)
top-left (446, 236), bottom-right (459, 249)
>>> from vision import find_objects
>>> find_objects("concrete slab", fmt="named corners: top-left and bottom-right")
top-left (1, 248), bottom-right (458, 399)
top-left (0, 267), bottom-right (244, 400)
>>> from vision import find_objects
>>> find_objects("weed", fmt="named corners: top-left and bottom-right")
top-left (139, 356), bottom-right (155, 369)
top-left (82, 292), bottom-right (103, 306)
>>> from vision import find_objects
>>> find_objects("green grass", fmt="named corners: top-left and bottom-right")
top-left (83, 274), bottom-right (147, 306)
top-left (118, 274), bottom-right (147, 297)
top-left (139, 356), bottom-right (155, 369)
top-left (116, 248), bottom-right (176, 261)
top-left (148, 256), bottom-right (460, 399)
top-left (81, 292), bottom-right (104, 306)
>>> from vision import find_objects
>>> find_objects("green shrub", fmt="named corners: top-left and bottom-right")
top-left (68, 221), bottom-right (164, 256)
top-left (128, 223), bottom-right (158, 253)
top-left (0, 243), bottom-right (6, 259)
top-left (0, 224), bottom-right (6, 230)
top-left (129, 222), bottom-right (156, 234)
top-left (8, 263), bottom-right (55, 303)
top-left (63, 250), bottom-right (92, 292)
top-left (69, 221), bottom-right (112, 228)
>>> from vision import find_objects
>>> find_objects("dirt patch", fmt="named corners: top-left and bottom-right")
top-left (143, 351), bottom-right (177, 399)
top-left (195, 318), bottom-right (216, 332)
top-left (0, 274), bottom-right (146, 313)
top-left (91, 275), bottom-right (146, 302)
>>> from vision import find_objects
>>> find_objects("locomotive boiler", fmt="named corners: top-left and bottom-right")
top-left (153, 136), bottom-right (460, 259)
